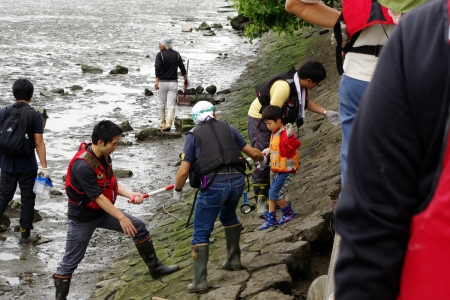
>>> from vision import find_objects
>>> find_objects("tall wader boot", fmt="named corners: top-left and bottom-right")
top-left (187, 244), bottom-right (209, 293)
top-left (222, 223), bottom-right (242, 270)
top-left (135, 238), bottom-right (180, 279)
top-left (162, 108), bottom-right (175, 131)
top-left (52, 274), bottom-right (71, 300)
top-left (19, 228), bottom-right (31, 245)
top-left (158, 108), bottom-right (166, 129)
top-left (253, 183), bottom-right (269, 216)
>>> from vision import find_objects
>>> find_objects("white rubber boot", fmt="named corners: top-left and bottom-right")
top-left (162, 108), bottom-right (175, 131)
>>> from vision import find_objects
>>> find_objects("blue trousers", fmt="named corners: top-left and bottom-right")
top-left (191, 176), bottom-right (245, 245)
top-left (56, 211), bottom-right (150, 276)
top-left (338, 75), bottom-right (369, 186)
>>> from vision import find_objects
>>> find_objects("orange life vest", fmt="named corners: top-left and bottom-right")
top-left (269, 131), bottom-right (299, 172)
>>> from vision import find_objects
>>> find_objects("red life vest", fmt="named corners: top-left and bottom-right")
top-left (397, 131), bottom-right (450, 299)
top-left (65, 142), bottom-right (118, 210)
top-left (335, 0), bottom-right (396, 75)
top-left (342, 0), bottom-right (395, 39)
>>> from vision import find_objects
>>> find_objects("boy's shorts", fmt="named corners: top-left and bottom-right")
top-left (269, 171), bottom-right (296, 200)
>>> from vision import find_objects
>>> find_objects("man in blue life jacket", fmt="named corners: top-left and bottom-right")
top-left (173, 101), bottom-right (265, 293)
top-left (0, 78), bottom-right (48, 244)
top-left (247, 61), bottom-right (339, 215)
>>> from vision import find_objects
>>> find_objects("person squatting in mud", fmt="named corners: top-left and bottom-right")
top-left (173, 101), bottom-right (264, 293)
top-left (52, 120), bottom-right (179, 300)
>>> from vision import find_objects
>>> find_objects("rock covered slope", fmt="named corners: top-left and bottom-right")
top-left (91, 27), bottom-right (342, 300)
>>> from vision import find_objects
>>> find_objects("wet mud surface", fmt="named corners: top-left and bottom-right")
top-left (0, 0), bottom-right (259, 298)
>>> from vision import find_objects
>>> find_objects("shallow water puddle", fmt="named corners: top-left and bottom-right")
top-left (0, 252), bottom-right (20, 261)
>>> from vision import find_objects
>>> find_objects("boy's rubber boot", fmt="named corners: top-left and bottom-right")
top-left (278, 203), bottom-right (295, 225)
top-left (158, 108), bottom-right (166, 129)
top-left (259, 211), bottom-right (278, 230)
top-left (162, 108), bottom-right (175, 131)
top-left (135, 238), bottom-right (180, 279)
top-left (52, 274), bottom-right (71, 300)
top-left (253, 183), bottom-right (269, 215)
top-left (19, 228), bottom-right (30, 245)
top-left (222, 223), bottom-right (242, 270)
top-left (187, 244), bottom-right (209, 293)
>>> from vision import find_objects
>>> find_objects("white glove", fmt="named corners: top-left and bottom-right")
top-left (286, 123), bottom-right (293, 138)
top-left (173, 188), bottom-right (183, 201)
top-left (37, 168), bottom-right (50, 179)
top-left (256, 156), bottom-right (267, 169)
top-left (331, 22), bottom-right (348, 48)
top-left (262, 148), bottom-right (270, 157)
top-left (326, 110), bottom-right (340, 126)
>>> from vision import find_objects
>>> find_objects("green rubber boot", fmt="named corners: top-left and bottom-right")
top-left (187, 244), bottom-right (209, 293)
top-left (222, 223), bottom-right (242, 270)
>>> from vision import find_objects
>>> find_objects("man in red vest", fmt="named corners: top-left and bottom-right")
top-left (52, 120), bottom-right (179, 300)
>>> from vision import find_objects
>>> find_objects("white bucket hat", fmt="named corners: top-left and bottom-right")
top-left (192, 101), bottom-right (216, 124)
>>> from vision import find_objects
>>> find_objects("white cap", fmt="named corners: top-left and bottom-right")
top-left (192, 101), bottom-right (216, 124)
top-left (159, 36), bottom-right (173, 49)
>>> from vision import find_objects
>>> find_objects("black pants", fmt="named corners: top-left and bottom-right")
top-left (0, 170), bottom-right (36, 229)
top-left (247, 115), bottom-right (271, 184)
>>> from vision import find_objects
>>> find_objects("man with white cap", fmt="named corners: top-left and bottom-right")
top-left (174, 101), bottom-right (265, 293)
top-left (154, 36), bottom-right (188, 131)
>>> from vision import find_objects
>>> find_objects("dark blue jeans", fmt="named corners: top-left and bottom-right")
top-left (0, 170), bottom-right (36, 229)
top-left (56, 211), bottom-right (150, 276)
top-left (191, 176), bottom-right (245, 245)
top-left (338, 75), bottom-right (369, 187)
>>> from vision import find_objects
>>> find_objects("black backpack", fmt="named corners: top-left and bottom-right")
top-left (255, 67), bottom-right (303, 126)
top-left (0, 103), bottom-right (35, 156)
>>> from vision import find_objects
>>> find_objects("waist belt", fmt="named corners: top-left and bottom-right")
top-left (216, 165), bottom-right (241, 174)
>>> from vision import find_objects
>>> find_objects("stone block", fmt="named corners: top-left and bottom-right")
top-left (199, 284), bottom-right (242, 300)
top-left (250, 230), bottom-right (293, 252)
top-left (240, 264), bottom-right (292, 298)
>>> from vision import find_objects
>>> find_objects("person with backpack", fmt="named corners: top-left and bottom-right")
top-left (154, 36), bottom-right (188, 131)
top-left (53, 120), bottom-right (179, 299)
top-left (0, 78), bottom-right (48, 245)
top-left (173, 101), bottom-right (264, 293)
top-left (258, 106), bottom-right (301, 230)
top-left (247, 61), bottom-right (339, 215)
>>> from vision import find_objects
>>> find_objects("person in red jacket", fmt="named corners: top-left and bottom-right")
top-left (259, 105), bottom-right (301, 230)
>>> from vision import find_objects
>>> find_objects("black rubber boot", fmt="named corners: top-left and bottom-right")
top-left (52, 274), bottom-right (71, 300)
top-left (19, 228), bottom-right (31, 245)
top-left (135, 238), bottom-right (180, 279)
top-left (187, 244), bottom-right (209, 293)
top-left (222, 223), bottom-right (242, 270)
top-left (253, 184), bottom-right (269, 215)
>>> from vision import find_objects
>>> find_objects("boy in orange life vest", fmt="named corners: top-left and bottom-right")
top-left (258, 105), bottom-right (301, 230)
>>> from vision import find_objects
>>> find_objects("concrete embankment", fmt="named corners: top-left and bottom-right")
top-left (91, 26), bottom-right (341, 300)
